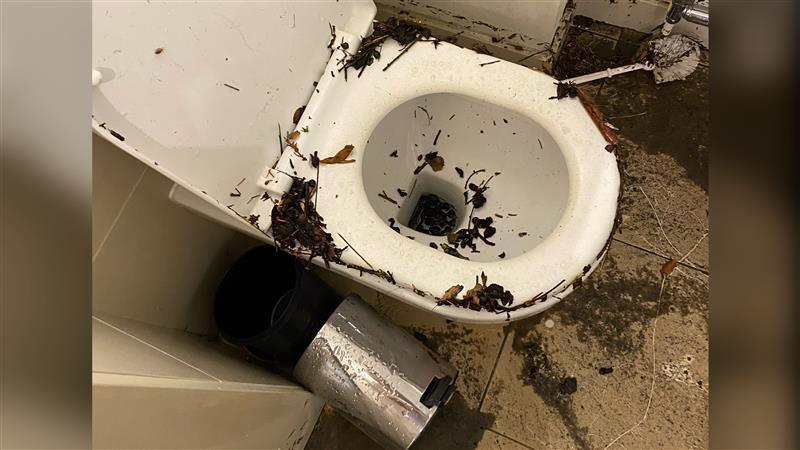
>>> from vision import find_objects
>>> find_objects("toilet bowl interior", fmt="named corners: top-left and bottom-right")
top-left (362, 93), bottom-right (570, 262)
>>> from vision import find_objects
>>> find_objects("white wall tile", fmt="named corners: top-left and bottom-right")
top-left (93, 317), bottom-right (214, 380)
top-left (92, 134), bottom-right (147, 255)
top-left (97, 314), bottom-right (297, 387)
top-left (92, 167), bottom-right (239, 335)
top-left (93, 373), bottom-right (324, 450)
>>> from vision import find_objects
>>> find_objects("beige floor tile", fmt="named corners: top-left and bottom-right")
top-left (480, 239), bottom-right (708, 450)
top-left (477, 429), bottom-right (537, 450)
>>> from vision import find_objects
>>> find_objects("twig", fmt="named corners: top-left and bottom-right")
top-left (383, 39), bottom-right (417, 72)
top-left (612, 238), bottom-right (709, 275)
top-left (604, 275), bottom-right (667, 449)
top-left (639, 187), bottom-right (684, 256)
top-left (378, 190), bottom-right (399, 205)
top-left (607, 111), bottom-right (647, 120)
top-left (336, 233), bottom-right (374, 269)
top-left (678, 232), bottom-right (708, 263)
top-left (517, 46), bottom-right (551, 63)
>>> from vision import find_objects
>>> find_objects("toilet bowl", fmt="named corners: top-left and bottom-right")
top-left (248, 35), bottom-right (620, 323)
top-left (91, 2), bottom-right (619, 323)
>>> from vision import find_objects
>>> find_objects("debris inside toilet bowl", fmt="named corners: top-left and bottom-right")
top-left (447, 215), bottom-right (497, 254)
top-left (463, 170), bottom-right (494, 209)
top-left (378, 190), bottom-right (399, 206)
top-left (440, 243), bottom-right (468, 260)
top-left (387, 218), bottom-right (401, 233)
top-left (413, 151), bottom-right (445, 174)
top-left (408, 193), bottom-right (458, 236)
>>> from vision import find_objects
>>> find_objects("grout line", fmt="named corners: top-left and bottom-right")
top-left (92, 166), bottom-right (147, 262)
top-left (93, 316), bottom-right (223, 382)
top-left (477, 330), bottom-right (510, 412)
top-left (484, 428), bottom-right (537, 450)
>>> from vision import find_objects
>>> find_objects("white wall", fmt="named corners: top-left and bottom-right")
top-left (93, 133), bottom-right (256, 335)
top-left (389, 0), bottom-right (569, 45)
top-left (375, 0), bottom-right (571, 70)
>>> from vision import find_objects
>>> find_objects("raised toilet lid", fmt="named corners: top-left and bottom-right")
top-left (91, 1), bottom-right (376, 222)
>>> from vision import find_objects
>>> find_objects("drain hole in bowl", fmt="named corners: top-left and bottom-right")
top-left (406, 193), bottom-right (458, 236)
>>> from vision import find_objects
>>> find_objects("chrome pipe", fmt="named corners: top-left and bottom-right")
top-left (683, 3), bottom-right (709, 26)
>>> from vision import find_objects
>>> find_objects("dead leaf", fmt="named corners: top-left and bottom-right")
top-left (424, 151), bottom-right (445, 172)
top-left (320, 144), bottom-right (355, 164)
top-left (428, 155), bottom-right (445, 171)
top-left (284, 130), bottom-right (306, 160)
top-left (661, 258), bottom-right (678, 276)
top-left (441, 285), bottom-right (464, 301)
top-left (292, 106), bottom-right (306, 124)
top-left (464, 282), bottom-right (484, 305)
top-left (286, 130), bottom-right (301, 142)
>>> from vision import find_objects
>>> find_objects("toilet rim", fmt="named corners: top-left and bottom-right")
top-left (255, 36), bottom-right (621, 320)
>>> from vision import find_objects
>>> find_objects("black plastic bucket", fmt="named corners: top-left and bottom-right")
top-left (214, 245), bottom-right (342, 365)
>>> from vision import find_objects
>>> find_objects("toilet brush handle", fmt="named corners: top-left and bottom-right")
top-left (561, 63), bottom-right (653, 85)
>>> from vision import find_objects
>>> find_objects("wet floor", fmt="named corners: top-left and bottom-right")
top-left (306, 15), bottom-right (709, 450)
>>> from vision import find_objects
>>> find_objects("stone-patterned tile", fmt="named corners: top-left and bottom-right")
top-left (476, 429), bottom-right (535, 450)
top-left (480, 240), bottom-right (709, 450)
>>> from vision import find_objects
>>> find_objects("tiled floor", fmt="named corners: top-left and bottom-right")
top-left (305, 16), bottom-right (709, 450)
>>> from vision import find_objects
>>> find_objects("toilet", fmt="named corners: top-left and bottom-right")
top-left (92, 1), bottom-right (619, 323)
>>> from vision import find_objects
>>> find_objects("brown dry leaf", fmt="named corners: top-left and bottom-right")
top-left (441, 285), bottom-right (464, 301)
top-left (428, 155), bottom-right (445, 171)
top-left (464, 282), bottom-right (483, 304)
top-left (286, 130), bottom-right (301, 142)
top-left (292, 106), bottom-right (306, 124)
top-left (661, 258), bottom-right (678, 276)
top-left (320, 144), bottom-right (355, 164)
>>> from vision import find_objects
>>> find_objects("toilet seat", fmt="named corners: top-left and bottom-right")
top-left (251, 36), bottom-right (620, 323)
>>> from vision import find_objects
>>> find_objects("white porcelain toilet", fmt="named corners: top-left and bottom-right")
top-left (91, 1), bottom-right (619, 323)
